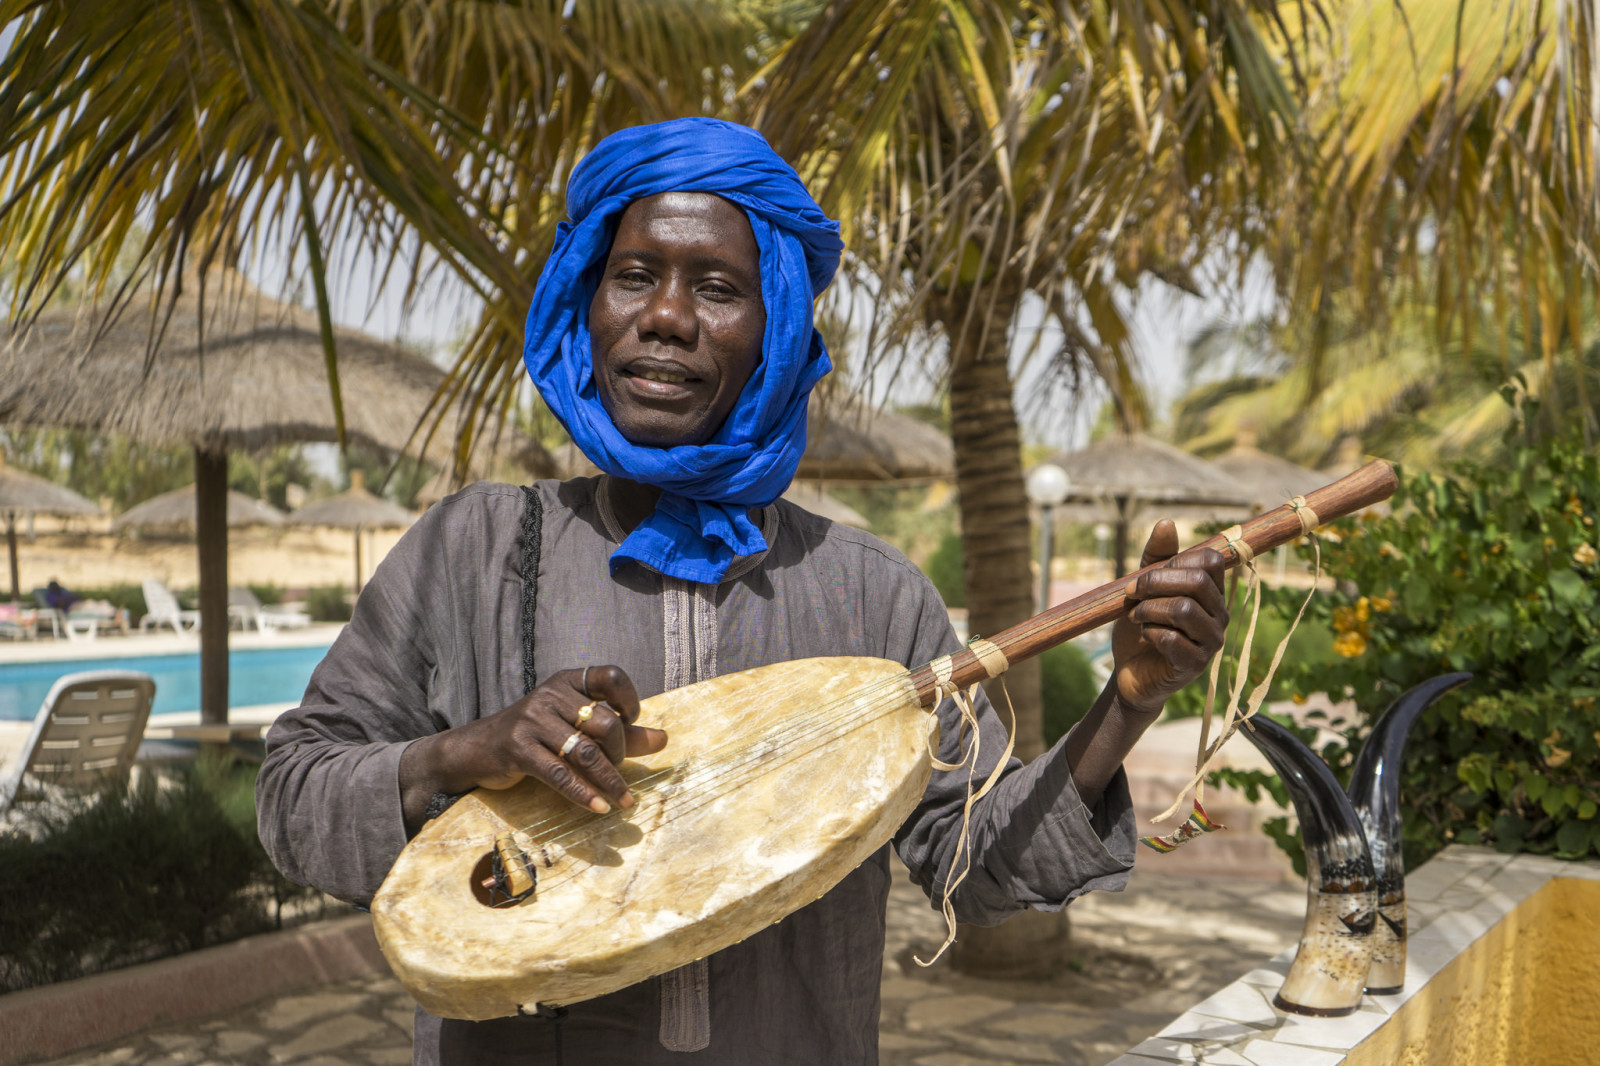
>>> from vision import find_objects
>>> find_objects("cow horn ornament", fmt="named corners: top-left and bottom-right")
top-left (1346, 672), bottom-right (1474, 994)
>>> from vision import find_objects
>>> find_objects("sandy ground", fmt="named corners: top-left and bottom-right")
top-left (7, 523), bottom-right (406, 593)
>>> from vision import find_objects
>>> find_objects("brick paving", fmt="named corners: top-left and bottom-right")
top-left (33, 862), bottom-right (1305, 1066)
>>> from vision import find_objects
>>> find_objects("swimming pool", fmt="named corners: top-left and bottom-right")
top-left (0, 644), bottom-right (333, 720)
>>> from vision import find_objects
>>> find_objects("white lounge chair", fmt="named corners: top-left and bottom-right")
top-left (227, 587), bottom-right (311, 633)
top-left (0, 671), bottom-right (157, 814)
top-left (140, 579), bottom-right (201, 635)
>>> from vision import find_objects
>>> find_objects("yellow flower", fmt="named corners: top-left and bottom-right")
top-left (1332, 606), bottom-right (1359, 633)
top-left (1575, 543), bottom-right (1598, 566)
top-left (1544, 537), bottom-right (1557, 549)
top-left (1378, 542), bottom-right (1400, 558)
top-left (1370, 596), bottom-right (1394, 612)
top-left (1333, 630), bottom-right (1368, 658)
top-left (1291, 692), bottom-right (1308, 705)
top-left (1356, 597), bottom-right (1371, 623)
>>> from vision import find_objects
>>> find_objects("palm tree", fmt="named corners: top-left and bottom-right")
top-left (750, 0), bottom-right (1306, 975)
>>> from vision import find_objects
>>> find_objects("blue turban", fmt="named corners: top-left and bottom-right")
top-left (522, 118), bottom-right (843, 584)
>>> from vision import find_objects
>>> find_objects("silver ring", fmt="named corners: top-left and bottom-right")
top-left (582, 666), bottom-right (594, 700)
top-left (559, 732), bottom-right (583, 758)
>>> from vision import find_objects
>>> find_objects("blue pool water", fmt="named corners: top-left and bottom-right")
top-left (0, 644), bottom-right (332, 721)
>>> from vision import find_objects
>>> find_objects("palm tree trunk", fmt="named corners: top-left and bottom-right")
top-left (937, 288), bottom-right (1070, 978)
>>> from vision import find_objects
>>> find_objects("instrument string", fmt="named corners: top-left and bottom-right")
top-left (475, 679), bottom-right (937, 899)
top-left (410, 670), bottom-right (925, 853)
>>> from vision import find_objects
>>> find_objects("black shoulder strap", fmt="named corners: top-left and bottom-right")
top-left (520, 484), bottom-right (543, 695)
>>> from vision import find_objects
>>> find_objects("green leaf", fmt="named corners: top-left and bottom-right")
top-left (1555, 820), bottom-right (1593, 856)
top-left (1457, 752), bottom-right (1493, 794)
top-left (1524, 774), bottom-right (1548, 802)
top-left (1493, 813), bottom-right (1529, 853)
top-left (1579, 799), bottom-right (1597, 820)
top-left (1550, 569), bottom-right (1588, 606)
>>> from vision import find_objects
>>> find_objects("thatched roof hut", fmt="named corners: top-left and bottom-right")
top-left (798, 395), bottom-right (954, 482)
top-left (1044, 434), bottom-right (1252, 576)
top-left (1212, 444), bottom-right (1327, 514)
top-left (113, 484), bottom-right (285, 532)
top-left (290, 472), bottom-right (416, 592)
top-left (0, 280), bottom-right (462, 458)
top-left (0, 454), bottom-right (101, 600)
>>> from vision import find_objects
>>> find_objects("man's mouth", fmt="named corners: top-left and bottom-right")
top-left (630, 367), bottom-right (691, 384)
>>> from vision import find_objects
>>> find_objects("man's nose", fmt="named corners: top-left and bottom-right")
top-left (637, 277), bottom-right (697, 346)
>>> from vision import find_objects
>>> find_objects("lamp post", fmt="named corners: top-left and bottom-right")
top-left (1025, 463), bottom-right (1071, 614)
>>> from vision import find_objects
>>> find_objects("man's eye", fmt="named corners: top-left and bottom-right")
top-left (699, 284), bottom-right (738, 300)
top-left (614, 270), bottom-right (652, 287)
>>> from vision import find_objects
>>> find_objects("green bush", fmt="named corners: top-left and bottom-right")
top-left (305, 584), bottom-right (353, 622)
top-left (924, 530), bottom-right (966, 609)
top-left (247, 582), bottom-right (285, 607)
top-left (1040, 642), bottom-right (1100, 747)
top-left (0, 760), bottom-right (323, 992)
top-left (1246, 430), bottom-right (1600, 870)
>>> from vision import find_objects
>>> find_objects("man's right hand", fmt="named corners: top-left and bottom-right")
top-left (399, 665), bottom-right (668, 834)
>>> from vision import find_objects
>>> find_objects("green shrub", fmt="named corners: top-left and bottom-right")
top-left (924, 530), bottom-right (966, 608)
top-left (247, 582), bottom-right (285, 607)
top-left (1040, 642), bottom-right (1100, 747)
top-left (0, 760), bottom-right (323, 992)
top-left (1240, 430), bottom-right (1600, 870)
top-left (305, 585), bottom-right (353, 622)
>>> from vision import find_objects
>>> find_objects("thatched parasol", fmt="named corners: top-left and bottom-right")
top-left (0, 276), bottom-right (464, 728)
top-left (1212, 442), bottom-right (1327, 514)
top-left (289, 471), bottom-right (416, 592)
top-left (0, 453), bottom-right (101, 600)
top-left (1044, 434), bottom-right (1252, 577)
top-left (797, 394), bottom-right (954, 482)
top-left (113, 484), bottom-right (286, 533)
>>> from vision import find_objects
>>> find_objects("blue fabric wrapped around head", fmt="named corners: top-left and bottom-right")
top-left (523, 118), bottom-right (843, 583)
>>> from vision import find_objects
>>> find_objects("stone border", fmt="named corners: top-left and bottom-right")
top-left (1107, 845), bottom-right (1600, 1065)
top-left (0, 913), bottom-right (386, 1066)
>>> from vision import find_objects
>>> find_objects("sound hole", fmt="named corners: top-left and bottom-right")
top-left (469, 851), bottom-right (498, 907)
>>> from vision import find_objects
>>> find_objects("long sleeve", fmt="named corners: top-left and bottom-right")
top-left (256, 486), bottom-right (527, 905)
top-left (891, 579), bottom-right (1137, 926)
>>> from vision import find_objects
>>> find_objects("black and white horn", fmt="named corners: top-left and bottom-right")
top-left (1239, 713), bottom-right (1377, 1017)
top-left (1345, 672), bottom-right (1473, 994)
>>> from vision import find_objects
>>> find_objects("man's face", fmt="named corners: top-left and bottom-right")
top-left (589, 192), bottom-right (766, 448)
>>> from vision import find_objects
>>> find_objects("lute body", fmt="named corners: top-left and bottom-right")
top-left (374, 656), bottom-right (932, 1020)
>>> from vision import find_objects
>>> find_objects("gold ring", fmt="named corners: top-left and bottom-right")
top-left (559, 732), bottom-right (582, 758)
top-left (575, 702), bottom-right (597, 725)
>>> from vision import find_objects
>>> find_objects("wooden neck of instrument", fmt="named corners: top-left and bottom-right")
top-left (910, 460), bottom-right (1397, 708)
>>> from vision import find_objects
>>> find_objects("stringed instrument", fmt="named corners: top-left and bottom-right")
top-left (371, 460), bottom-right (1398, 1020)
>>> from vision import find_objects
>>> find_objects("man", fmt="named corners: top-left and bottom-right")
top-left (257, 118), bottom-right (1227, 1065)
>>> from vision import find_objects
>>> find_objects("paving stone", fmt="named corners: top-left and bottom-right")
top-left (880, 1033), bottom-right (944, 1051)
top-left (361, 1050), bottom-right (413, 1065)
top-left (147, 1035), bottom-right (201, 1051)
top-left (902, 994), bottom-right (1012, 1031)
top-left (270, 1016), bottom-right (387, 1062)
top-left (987, 1010), bottom-right (1103, 1039)
top-left (62, 1051), bottom-right (140, 1066)
top-left (258, 993), bottom-right (369, 1031)
top-left (881, 976), bottom-right (936, 1000)
top-left (213, 1030), bottom-right (268, 1056)
top-left (913, 1055), bottom-right (1010, 1066)
top-left (383, 1007), bottom-right (416, 1037)
top-left (145, 1051), bottom-right (202, 1066)
top-left (946, 1032), bottom-right (1060, 1062)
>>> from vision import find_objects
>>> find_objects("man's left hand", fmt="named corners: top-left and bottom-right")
top-left (1111, 520), bottom-right (1229, 715)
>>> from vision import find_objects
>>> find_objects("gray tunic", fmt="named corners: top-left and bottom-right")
top-left (257, 478), bottom-right (1135, 1065)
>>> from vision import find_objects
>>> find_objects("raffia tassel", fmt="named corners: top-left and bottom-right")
top-left (1139, 799), bottom-right (1225, 853)
top-left (1147, 501), bottom-right (1324, 839)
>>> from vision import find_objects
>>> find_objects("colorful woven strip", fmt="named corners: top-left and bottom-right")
top-left (1139, 800), bottom-right (1225, 853)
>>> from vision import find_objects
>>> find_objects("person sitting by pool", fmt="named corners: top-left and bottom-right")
top-left (38, 581), bottom-right (129, 634)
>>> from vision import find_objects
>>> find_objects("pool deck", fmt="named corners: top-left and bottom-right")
top-left (0, 625), bottom-right (342, 773)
